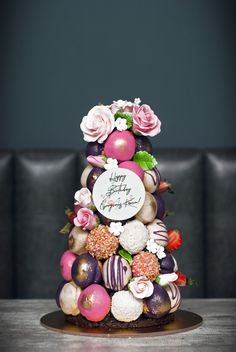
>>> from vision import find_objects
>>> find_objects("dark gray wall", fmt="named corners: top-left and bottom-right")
top-left (1, 0), bottom-right (235, 150)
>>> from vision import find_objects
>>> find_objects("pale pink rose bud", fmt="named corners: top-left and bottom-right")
top-left (74, 188), bottom-right (92, 208)
top-left (87, 155), bottom-right (106, 168)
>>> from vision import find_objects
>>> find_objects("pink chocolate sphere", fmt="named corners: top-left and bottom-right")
top-left (104, 130), bottom-right (136, 162)
top-left (78, 284), bottom-right (111, 322)
top-left (119, 161), bottom-right (144, 180)
top-left (60, 250), bottom-right (77, 281)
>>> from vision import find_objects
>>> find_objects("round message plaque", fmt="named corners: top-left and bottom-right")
top-left (92, 168), bottom-right (145, 221)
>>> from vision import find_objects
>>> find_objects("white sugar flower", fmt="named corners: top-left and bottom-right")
top-left (109, 222), bottom-right (124, 237)
top-left (155, 244), bottom-right (166, 259)
top-left (155, 272), bottom-right (178, 286)
top-left (146, 239), bottom-right (166, 259)
top-left (134, 97), bottom-right (141, 105)
top-left (104, 158), bottom-right (118, 170)
top-left (115, 118), bottom-right (128, 131)
top-left (146, 238), bottom-right (159, 254)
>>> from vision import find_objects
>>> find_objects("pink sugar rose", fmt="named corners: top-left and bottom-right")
top-left (74, 207), bottom-right (97, 230)
top-left (132, 104), bottom-right (161, 137)
top-left (80, 105), bottom-right (115, 143)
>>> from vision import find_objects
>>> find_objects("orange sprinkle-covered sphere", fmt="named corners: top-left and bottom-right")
top-left (86, 225), bottom-right (119, 260)
top-left (132, 251), bottom-right (160, 281)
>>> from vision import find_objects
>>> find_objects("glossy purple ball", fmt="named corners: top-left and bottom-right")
top-left (71, 253), bottom-right (102, 289)
top-left (153, 193), bottom-right (166, 220)
top-left (55, 280), bottom-right (67, 308)
top-left (86, 142), bottom-right (104, 157)
top-left (143, 283), bottom-right (171, 318)
top-left (135, 136), bottom-right (153, 154)
top-left (159, 252), bottom-right (175, 274)
top-left (86, 167), bottom-right (104, 192)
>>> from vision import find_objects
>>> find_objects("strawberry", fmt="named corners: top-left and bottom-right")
top-left (65, 207), bottom-right (76, 224)
top-left (157, 180), bottom-right (174, 194)
top-left (166, 229), bottom-right (182, 252)
top-left (175, 271), bottom-right (197, 286)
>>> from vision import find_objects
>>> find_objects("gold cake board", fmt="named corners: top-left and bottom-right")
top-left (40, 310), bottom-right (203, 337)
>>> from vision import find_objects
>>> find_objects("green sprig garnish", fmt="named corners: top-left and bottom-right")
top-left (133, 151), bottom-right (157, 171)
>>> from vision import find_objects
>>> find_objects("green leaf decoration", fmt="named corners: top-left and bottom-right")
top-left (133, 151), bottom-right (158, 171)
top-left (114, 112), bottom-right (133, 129)
top-left (118, 248), bottom-right (133, 265)
top-left (59, 222), bottom-right (72, 235)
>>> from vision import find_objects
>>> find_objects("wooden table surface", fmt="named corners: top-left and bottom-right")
top-left (0, 299), bottom-right (235, 352)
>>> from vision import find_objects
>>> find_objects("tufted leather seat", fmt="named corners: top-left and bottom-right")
top-left (0, 149), bottom-right (235, 298)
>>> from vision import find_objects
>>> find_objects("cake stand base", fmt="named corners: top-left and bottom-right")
top-left (40, 310), bottom-right (202, 337)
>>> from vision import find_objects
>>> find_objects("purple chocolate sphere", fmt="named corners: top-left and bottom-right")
top-left (143, 283), bottom-right (171, 318)
top-left (153, 193), bottom-right (166, 220)
top-left (160, 252), bottom-right (175, 274)
top-left (135, 136), bottom-right (153, 154)
top-left (71, 253), bottom-right (102, 289)
top-left (86, 142), bottom-right (104, 157)
top-left (86, 167), bottom-right (104, 192)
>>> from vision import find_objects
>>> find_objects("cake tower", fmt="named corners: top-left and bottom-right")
top-left (56, 98), bottom-right (193, 328)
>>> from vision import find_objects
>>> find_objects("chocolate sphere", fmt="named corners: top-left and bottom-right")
top-left (71, 253), bottom-right (102, 288)
top-left (102, 255), bottom-right (132, 291)
top-left (104, 130), bottom-right (136, 162)
top-left (135, 192), bottom-right (157, 224)
top-left (159, 252), bottom-right (175, 274)
top-left (80, 165), bottom-right (93, 188)
top-left (153, 192), bottom-right (166, 220)
top-left (135, 136), bottom-right (153, 154)
top-left (119, 161), bottom-right (144, 180)
top-left (143, 283), bottom-right (171, 318)
top-left (86, 142), bottom-right (104, 157)
top-left (55, 280), bottom-right (67, 308)
top-left (86, 167), bottom-right (104, 192)
top-left (68, 226), bottom-right (88, 255)
top-left (143, 167), bottom-right (161, 193)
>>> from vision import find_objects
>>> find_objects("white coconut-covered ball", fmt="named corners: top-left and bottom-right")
top-left (119, 220), bottom-right (149, 255)
top-left (59, 281), bottom-right (82, 316)
top-left (111, 291), bottom-right (143, 322)
top-left (147, 219), bottom-right (168, 247)
top-left (164, 282), bottom-right (181, 313)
